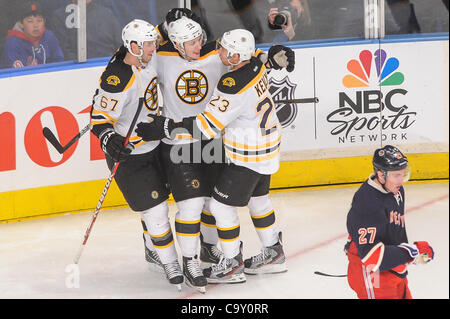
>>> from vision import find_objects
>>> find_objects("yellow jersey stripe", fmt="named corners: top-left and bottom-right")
top-left (203, 111), bottom-right (225, 130)
top-left (91, 109), bottom-right (118, 123)
top-left (175, 133), bottom-right (193, 140)
top-left (197, 114), bottom-right (216, 139)
top-left (225, 148), bottom-right (280, 163)
top-left (223, 135), bottom-right (281, 151)
top-left (90, 119), bottom-right (111, 126)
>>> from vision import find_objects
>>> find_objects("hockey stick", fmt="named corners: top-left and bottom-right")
top-left (314, 271), bottom-right (347, 278)
top-left (43, 124), bottom-right (91, 154)
top-left (74, 65), bottom-right (145, 264)
top-left (273, 97), bottom-right (319, 104)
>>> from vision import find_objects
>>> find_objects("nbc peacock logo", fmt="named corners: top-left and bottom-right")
top-left (325, 48), bottom-right (416, 144)
top-left (342, 49), bottom-right (405, 88)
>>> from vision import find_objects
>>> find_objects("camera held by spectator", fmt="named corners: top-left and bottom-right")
top-left (268, 0), bottom-right (310, 42)
top-left (271, 0), bottom-right (298, 27)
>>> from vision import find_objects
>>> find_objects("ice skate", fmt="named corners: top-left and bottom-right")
top-left (162, 260), bottom-right (184, 291)
top-left (144, 236), bottom-right (164, 273)
top-left (200, 234), bottom-right (223, 268)
top-left (244, 232), bottom-right (287, 275)
top-left (203, 242), bottom-right (246, 284)
top-left (183, 255), bottom-right (207, 294)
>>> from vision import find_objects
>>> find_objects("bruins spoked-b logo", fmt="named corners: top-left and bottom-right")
top-left (268, 76), bottom-right (298, 128)
top-left (145, 76), bottom-right (158, 111)
top-left (176, 69), bottom-right (208, 104)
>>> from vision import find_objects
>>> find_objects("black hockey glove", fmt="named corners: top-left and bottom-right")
top-left (135, 114), bottom-right (183, 141)
top-left (99, 129), bottom-right (132, 162)
top-left (267, 45), bottom-right (295, 72)
top-left (165, 8), bottom-right (202, 25)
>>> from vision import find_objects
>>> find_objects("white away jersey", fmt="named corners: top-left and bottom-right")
top-left (195, 58), bottom-right (281, 175)
top-left (154, 41), bottom-right (228, 144)
top-left (90, 46), bottom-right (160, 154)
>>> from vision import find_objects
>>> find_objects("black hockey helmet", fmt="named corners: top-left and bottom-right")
top-left (373, 145), bottom-right (409, 178)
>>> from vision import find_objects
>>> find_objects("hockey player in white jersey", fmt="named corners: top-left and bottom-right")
top-left (90, 19), bottom-right (184, 290)
top-left (144, 13), bottom-right (294, 290)
top-left (136, 28), bottom-right (289, 283)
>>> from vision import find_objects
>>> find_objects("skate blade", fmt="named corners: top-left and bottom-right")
top-left (244, 263), bottom-right (288, 275)
top-left (174, 284), bottom-right (182, 291)
top-left (185, 280), bottom-right (207, 294)
top-left (207, 273), bottom-right (246, 284)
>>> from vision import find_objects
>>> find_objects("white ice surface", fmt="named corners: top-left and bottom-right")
top-left (0, 182), bottom-right (448, 299)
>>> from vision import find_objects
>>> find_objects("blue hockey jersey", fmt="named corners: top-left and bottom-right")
top-left (345, 175), bottom-right (413, 277)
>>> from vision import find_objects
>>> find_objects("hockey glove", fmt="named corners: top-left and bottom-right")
top-left (99, 129), bottom-right (132, 162)
top-left (135, 114), bottom-right (182, 141)
top-left (414, 241), bottom-right (434, 263)
top-left (398, 242), bottom-right (419, 263)
top-left (165, 8), bottom-right (202, 25)
top-left (267, 45), bottom-right (295, 72)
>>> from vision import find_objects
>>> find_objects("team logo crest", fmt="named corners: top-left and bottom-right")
top-left (145, 76), bottom-right (158, 111)
top-left (106, 75), bottom-right (120, 86)
top-left (222, 77), bottom-right (235, 87)
top-left (191, 179), bottom-right (200, 189)
top-left (176, 69), bottom-right (208, 104)
top-left (268, 76), bottom-right (298, 128)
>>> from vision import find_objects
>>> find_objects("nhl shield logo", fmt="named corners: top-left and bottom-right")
top-left (269, 76), bottom-right (298, 128)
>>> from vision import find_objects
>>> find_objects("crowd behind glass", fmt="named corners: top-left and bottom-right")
top-left (0, 0), bottom-right (448, 70)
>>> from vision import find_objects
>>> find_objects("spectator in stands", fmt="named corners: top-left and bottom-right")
top-left (47, 0), bottom-right (122, 61)
top-left (0, 1), bottom-right (64, 69)
top-left (267, 0), bottom-right (312, 43)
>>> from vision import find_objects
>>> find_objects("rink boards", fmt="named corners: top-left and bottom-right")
top-left (1, 38), bottom-right (448, 222)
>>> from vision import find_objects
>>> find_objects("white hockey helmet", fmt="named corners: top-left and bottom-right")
top-left (168, 16), bottom-right (206, 57)
top-left (218, 29), bottom-right (255, 65)
top-left (122, 19), bottom-right (159, 58)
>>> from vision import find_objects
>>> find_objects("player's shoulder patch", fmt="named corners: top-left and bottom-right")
top-left (100, 56), bottom-right (133, 93)
top-left (217, 57), bottom-right (264, 94)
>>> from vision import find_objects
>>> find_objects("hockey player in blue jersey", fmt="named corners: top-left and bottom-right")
top-left (345, 145), bottom-right (435, 299)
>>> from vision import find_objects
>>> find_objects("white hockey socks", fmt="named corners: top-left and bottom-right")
top-left (200, 197), bottom-right (219, 245)
top-left (174, 197), bottom-right (205, 258)
top-left (210, 198), bottom-right (241, 259)
top-left (140, 201), bottom-right (178, 264)
top-left (248, 195), bottom-right (279, 247)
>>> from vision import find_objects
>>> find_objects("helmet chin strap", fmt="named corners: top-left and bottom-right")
top-left (226, 52), bottom-right (241, 69)
top-left (129, 46), bottom-right (147, 66)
